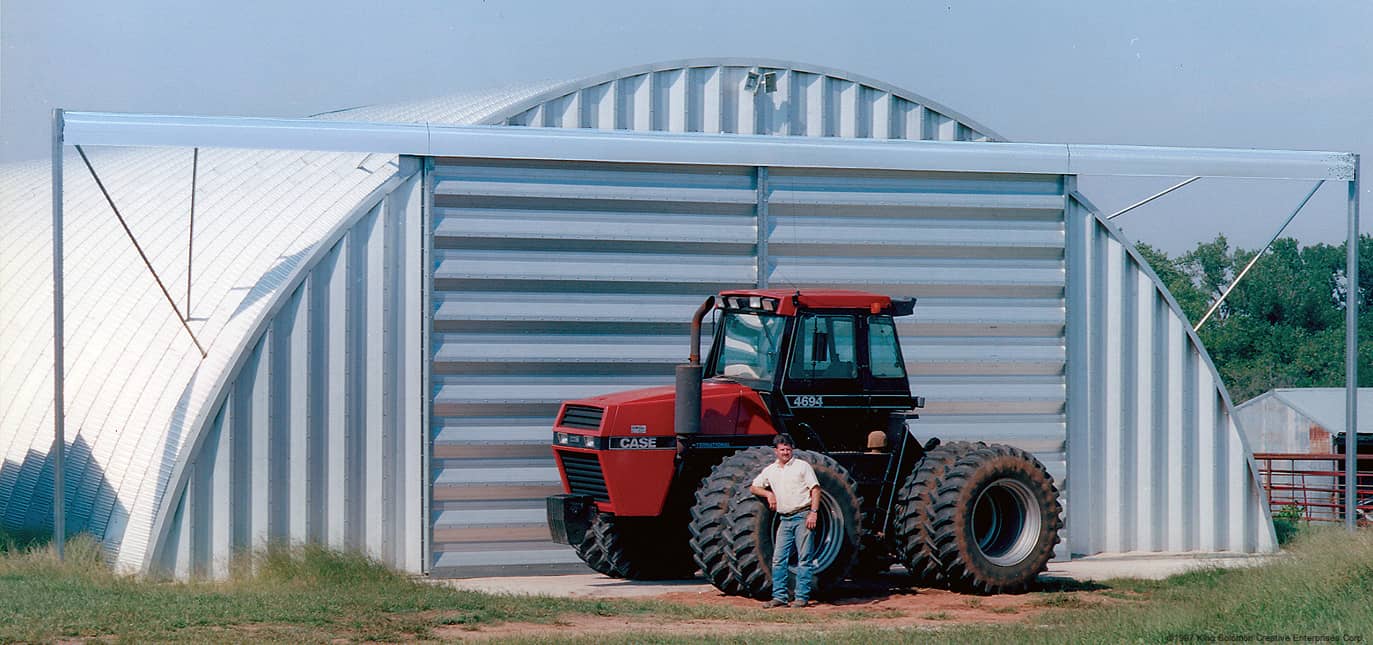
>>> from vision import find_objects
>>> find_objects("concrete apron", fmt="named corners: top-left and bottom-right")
top-left (431, 552), bottom-right (1275, 598)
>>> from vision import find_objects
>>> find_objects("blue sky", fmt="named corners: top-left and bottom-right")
top-left (3, 0), bottom-right (1368, 253)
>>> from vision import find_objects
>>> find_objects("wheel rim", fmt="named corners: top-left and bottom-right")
top-left (971, 478), bottom-right (1040, 567)
top-left (770, 491), bottom-right (846, 573)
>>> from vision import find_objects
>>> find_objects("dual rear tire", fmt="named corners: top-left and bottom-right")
top-left (894, 442), bottom-right (1062, 594)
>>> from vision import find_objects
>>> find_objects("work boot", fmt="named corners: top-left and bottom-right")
top-left (791, 599), bottom-right (811, 608)
top-left (763, 599), bottom-right (788, 609)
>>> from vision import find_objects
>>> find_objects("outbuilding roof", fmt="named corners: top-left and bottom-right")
top-left (1236, 388), bottom-right (1373, 435)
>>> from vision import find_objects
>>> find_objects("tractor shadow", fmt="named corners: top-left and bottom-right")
top-left (814, 568), bottom-right (1108, 606)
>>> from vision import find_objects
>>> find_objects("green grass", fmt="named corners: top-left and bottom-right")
top-left (0, 534), bottom-right (882, 642)
top-left (936, 526), bottom-right (1373, 645)
top-left (3, 526), bottom-right (1372, 642)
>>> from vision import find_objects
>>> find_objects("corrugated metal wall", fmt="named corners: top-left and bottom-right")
top-left (428, 159), bottom-right (1073, 576)
top-left (427, 158), bottom-right (759, 575)
top-left (1064, 193), bottom-right (1276, 554)
top-left (153, 163), bottom-right (425, 577)
top-left (503, 63), bottom-right (996, 142)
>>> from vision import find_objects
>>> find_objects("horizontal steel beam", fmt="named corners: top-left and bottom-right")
top-left (60, 111), bottom-right (1356, 181)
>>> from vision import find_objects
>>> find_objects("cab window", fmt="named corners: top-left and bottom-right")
top-left (868, 315), bottom-right (906, 379)
top-left (788, 315), bottom-right (857, 380)
top-left (711, 311), bottom-right (788, 381)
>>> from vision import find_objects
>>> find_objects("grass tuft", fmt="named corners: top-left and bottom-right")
top-left (0, 532), bottom-right (110, 578)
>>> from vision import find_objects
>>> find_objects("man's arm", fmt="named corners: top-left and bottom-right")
top-left (805, 486), bottom-right (820, 529)
top-left (750, 469), bottom-right (777, 511)
top-left (750, 482), bottom-right (777, 511)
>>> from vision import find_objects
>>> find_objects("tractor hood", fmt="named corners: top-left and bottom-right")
top-left (562, 379), bottom-right (776, 437)
top-left (579, 380), bottom-right (742, 407)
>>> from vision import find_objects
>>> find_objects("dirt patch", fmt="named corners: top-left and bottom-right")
top-left (437, 577), bottom-right (1132, 641)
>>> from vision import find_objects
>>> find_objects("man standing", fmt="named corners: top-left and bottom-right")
top-left (750, 434), bottom-right (821, 608)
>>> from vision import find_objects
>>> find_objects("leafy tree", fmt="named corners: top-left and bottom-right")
top-left (1133, 234), bottom-right (1373, 401)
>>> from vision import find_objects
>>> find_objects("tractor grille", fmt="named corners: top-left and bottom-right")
top-left (558, 451), bottom-right (609, 502)
top-left (559, 405), bottom-right (604, 430)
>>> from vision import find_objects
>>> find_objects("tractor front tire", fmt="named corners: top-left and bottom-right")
top-left (575, 513), bottom-right (695, 580)
top-left (688, 446), bottom-right (775, 594)
top-left (892, 441), bottom-right (977, 585)
top-left (925, 444), bottom-right (1062, 594)
top-left (725, 449), bottom-right (863, 599)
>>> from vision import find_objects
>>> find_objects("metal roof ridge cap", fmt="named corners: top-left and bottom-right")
top-left (62, 111), bottom-right (431, 154)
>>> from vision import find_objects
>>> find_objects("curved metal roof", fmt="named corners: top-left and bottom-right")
top-left (4, 58), bottom-right (1270, 572)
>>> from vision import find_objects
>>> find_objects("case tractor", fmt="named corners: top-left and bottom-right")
top-left (547, 290), bottom-right (1062, 596)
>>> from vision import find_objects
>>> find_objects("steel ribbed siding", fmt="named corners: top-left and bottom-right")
top-left (427, 158), bottom-right (756, 575)
top-left (426, 157), bottom-right (1073, 575)
top-left (765, 167), bottom-right (1069, 493)
top-left (1065, 194), bottom-right (1275, 554)
top-left (503, 64), bottom-right (996, 143)
top-left (152, 167), bottom-right (425, 578)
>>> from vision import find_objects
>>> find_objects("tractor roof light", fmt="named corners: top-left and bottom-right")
top-left (723, 296), bottom-right (779, 313)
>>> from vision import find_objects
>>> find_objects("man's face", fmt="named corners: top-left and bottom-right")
top-left (774, 442), bottom-right (793, 464)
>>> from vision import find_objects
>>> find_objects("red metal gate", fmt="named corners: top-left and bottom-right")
top-left (1252, 452), bottom-right (1373, 523)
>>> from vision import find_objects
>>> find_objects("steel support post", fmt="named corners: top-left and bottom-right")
top-left (1347, 159), bottom-right (1361, 531)
top-left (51, 109), bottom-right (65, 560)
top-left (755, 166), bottom-right (770, 289)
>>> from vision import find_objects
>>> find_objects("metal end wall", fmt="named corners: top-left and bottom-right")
top-left (502, 62), bottom-right (998, 142)
top-left (151, 163), bottom-right (426, 577)
top-left (1065, 194), bottom-right (1277, 554)
top-left (427, 159), bottom-right (1072, 575)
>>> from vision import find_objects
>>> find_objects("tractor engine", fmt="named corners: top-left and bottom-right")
top-left (549, 380), bottom-right (774, 518)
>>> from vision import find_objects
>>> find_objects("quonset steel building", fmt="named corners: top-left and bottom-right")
top-left (5, 58), bottom-right (1338, 579)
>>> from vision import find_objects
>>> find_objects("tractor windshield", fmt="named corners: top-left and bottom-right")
top-left (710, 311), bottom-right (788, 382)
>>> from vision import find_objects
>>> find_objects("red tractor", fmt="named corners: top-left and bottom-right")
top-left (547, 290), bottom-right (1061, 596)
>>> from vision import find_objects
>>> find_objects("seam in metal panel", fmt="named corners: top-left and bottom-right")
top-left (286, 284), bottom-right (310, 544)
top-left (326, 238), bottom-right (348, 549)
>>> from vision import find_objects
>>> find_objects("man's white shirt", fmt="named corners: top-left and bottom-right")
top-left (752, 457), bottom-right (820, 515)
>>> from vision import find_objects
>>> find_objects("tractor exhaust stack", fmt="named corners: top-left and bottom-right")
top-left (674, 296), bottom-right (715, 435)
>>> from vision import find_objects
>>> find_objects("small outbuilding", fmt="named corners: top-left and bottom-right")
top-left (1235, 388), bottom-right (1373, 454)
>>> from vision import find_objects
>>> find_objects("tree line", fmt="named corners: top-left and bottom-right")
top-left (1135, 235), bottom-right (1373, 402)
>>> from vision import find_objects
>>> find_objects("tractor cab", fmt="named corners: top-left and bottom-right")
top-left (704, 290), bottom-right (921, 453)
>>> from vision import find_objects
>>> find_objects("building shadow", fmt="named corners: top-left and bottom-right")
top-left (0, 435), bottom-right (124, 556)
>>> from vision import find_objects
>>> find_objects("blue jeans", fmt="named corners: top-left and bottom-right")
top-left (771, 512), bottom-right (814, 602)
